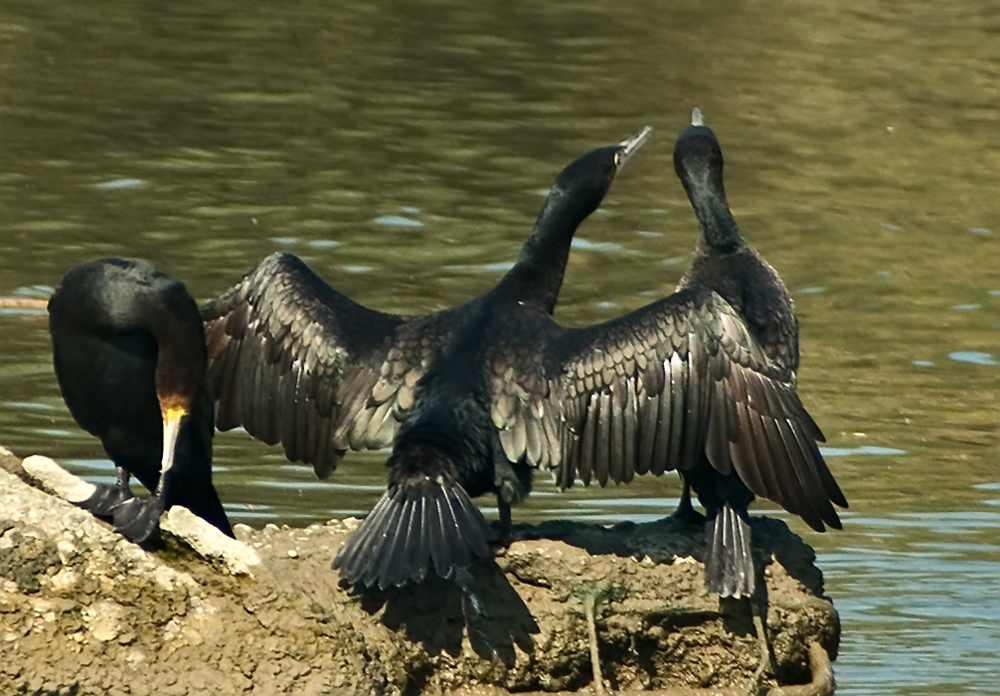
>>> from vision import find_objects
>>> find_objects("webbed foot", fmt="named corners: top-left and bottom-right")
top-left (78, 483), bottom-right (135, 518)
top-left (112, 496), bottom-right (166, 544)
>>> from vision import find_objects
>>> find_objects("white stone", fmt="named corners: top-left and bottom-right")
top-left (21, 455), bottom-right (96, 503)
top-left (162, 506), bottom-right (262, 577)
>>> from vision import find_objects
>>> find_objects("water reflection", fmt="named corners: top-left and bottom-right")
top-left (949, 351), bottom-right (998, 366)
top-left (1, 0), bottom-right (999, 693)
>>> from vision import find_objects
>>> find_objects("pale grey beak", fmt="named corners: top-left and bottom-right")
top-left (616, 125), bottom-right (654, 168)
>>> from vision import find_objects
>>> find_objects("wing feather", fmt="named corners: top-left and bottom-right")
top-left (503, 287), bottom-right (846, 527)
top-left (636, 385), bottom-right (659, 476)
top-left (202, 252), bottom-right (448, 474)
top-left (477, 284), bottom-right (845, 532)
top-left (621, 379), bottom-right (637, 483)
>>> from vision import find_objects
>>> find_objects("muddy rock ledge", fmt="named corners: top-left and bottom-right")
top-left (0, 446), bottom-right (838, 696)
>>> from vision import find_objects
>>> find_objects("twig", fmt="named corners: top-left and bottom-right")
top-left (745, 611), bottom-right (773, 695)
top-left (583, 591), bottom-right (606, 696)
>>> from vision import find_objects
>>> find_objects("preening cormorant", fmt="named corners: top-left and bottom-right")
top-left (201, 127), bottom-right (652, 588)
top-left (48, 259), bottom-right (233, 543)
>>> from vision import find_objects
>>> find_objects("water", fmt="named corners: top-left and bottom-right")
top-left (1, 2), bottom-right (999, 692)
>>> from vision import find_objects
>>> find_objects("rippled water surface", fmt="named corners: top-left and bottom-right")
top-left (1, 2), bottom-right (999, 693)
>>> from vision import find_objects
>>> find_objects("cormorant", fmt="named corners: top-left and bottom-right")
top-left (201, 127), bottom-right (652, 588)
top-left (537, 110), bottom-right (846, 602)
top-left (48, 258), bottom-right (233, 543)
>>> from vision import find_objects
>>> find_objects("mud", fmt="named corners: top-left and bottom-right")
top-left (0, 447), bottom-right (838, 695)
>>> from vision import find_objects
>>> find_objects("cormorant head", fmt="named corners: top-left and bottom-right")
top-left (673, 108), bottom-right (726, 198)
top-left (514, 126), bottom-right (653, 280)
top-left (550, 125), bottom-right (653, 218)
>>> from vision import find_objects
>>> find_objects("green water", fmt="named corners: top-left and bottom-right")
top-left (1, 2), bottom-right (998, 692)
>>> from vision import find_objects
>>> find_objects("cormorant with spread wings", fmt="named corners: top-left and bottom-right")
top-left (201, 128), bottom-right (652, 588)
top-left (536, 110), bottom-right (847, 601)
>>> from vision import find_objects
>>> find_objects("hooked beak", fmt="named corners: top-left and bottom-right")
top-left (615, 125), bottom-right (653, 168)
top-left (160, 406), bottom-right (187, 483)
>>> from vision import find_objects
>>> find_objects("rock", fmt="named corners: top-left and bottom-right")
top-left (0, 449), bottom-right (839, 695)
top-left (160, 506), bottom-right (263, 578)
top-left (21, 454), bottom-right (98, 504)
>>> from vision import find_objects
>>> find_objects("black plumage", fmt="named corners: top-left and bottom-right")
top-left (201, 127), bottom-right (652, 588)
top-left (521, 110), bottom-right (847, 600)
top-left (48, 259), bottom-right (233, 543)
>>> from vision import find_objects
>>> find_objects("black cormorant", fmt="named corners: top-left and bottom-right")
top-left (48, 258), bottom-right (233, 543)
top-left (536, 110), bottom-right (846, 601)
top-left (201, 128), bottom-right (652, 588)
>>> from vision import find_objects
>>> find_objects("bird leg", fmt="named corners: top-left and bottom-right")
top-left (491, 443), bottom-right (531, 545)
top-left (79, 466), bottom-right (135, 517)
top-left (496, 496), bottom-right (514, 545)
top-left (670, 478), bottom-right (707, 525)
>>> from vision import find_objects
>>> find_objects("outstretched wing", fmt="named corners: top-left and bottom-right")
top-left (490, 287), bottom-right (846, 532)
top-left (202, 252), bottom-right (453, 478)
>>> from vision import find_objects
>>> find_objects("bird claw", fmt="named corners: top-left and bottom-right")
top-left (112, 496), bottom-right (166, 544)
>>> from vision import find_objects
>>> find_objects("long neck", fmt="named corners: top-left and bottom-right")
top-left (684, 174), bottom-right (745, 256)
top-left (145, 293), bottom-right (208, 413)
top-left (500, 186), bottom-right (581, 312)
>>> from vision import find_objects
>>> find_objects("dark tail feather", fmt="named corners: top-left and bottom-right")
top-left (704, 502), bottom-right (754, 599)
top-left (333, 475), bottom-right (493, 589)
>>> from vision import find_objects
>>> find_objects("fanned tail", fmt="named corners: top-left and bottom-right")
top-left (332, 474), bottom-right (494, 589)
top-left (704, 501), bottom-right (755, 599)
